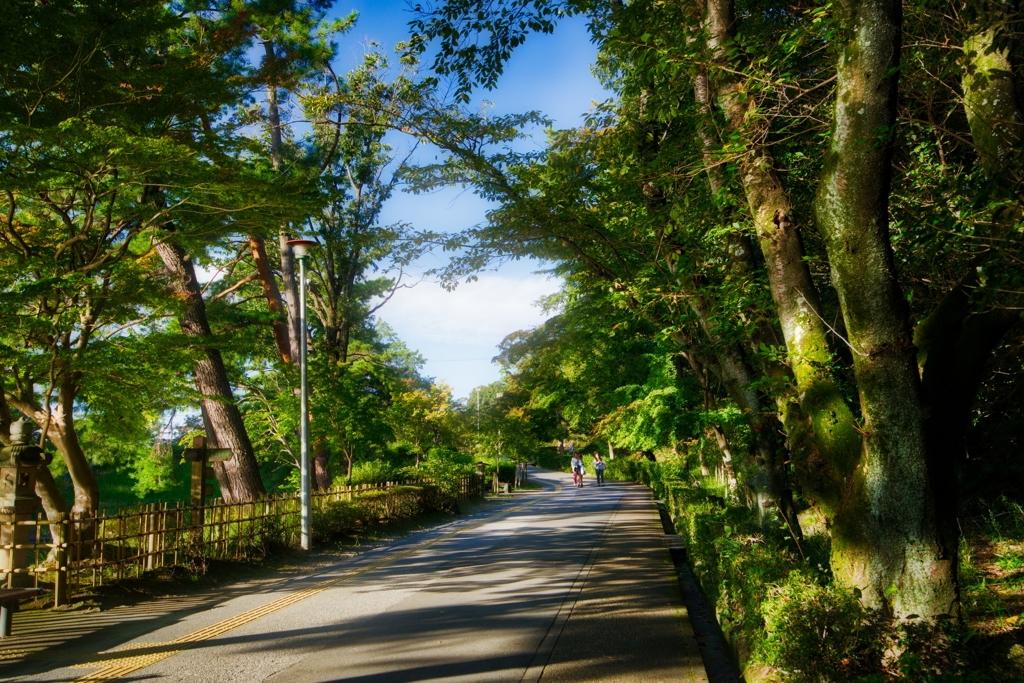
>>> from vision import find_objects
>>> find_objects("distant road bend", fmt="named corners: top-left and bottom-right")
top-left (3, 470), bottom-right (712, 683)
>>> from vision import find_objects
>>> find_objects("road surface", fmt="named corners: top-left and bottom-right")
top-left (2, 470), bottom-right (709, 682)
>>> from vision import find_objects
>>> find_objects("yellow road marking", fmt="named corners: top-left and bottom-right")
top-left (0, 648), bottom-right (30, 662)
top-left (72, 485), bottom-right (562, 682)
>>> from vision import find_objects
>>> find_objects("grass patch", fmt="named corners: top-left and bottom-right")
top-left (995, 548), bottom-right (1024, 573)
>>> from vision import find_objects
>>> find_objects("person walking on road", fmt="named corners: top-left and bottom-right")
top-left (571, 453), bottom-right (583, 488)
top-left (593, 452), bottom-right (607, 486)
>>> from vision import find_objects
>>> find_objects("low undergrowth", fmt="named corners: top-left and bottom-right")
top-left (311, 485), bottom-right (451, 543)
top-left (605, 454), bottom-right (1010, 682)
top-left (955, 497), bottom-right (1024, 681)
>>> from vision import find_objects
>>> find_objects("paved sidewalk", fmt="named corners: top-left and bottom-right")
top-left (1, 471), bottom-right (708, 682)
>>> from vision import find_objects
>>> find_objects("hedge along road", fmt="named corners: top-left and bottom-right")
top-left (3, 470), bottom-right (708, 683)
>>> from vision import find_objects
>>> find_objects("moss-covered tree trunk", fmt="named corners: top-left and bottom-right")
top-left (961, 0), bottom-right (1021, 175)
top-left (909, 1), bottom-right (1024, 603)
top-left (702, 0), bottom-right (862, 509)
top-left (815, 0), bottom-right (955, 619)
top-left (680, 67), bottom-right (804, 531)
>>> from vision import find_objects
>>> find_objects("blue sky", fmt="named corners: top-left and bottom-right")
top-left (324, 2), bottom-right (608, 400)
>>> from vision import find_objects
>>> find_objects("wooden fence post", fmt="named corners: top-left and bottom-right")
top-left (54, 512), bottom-right (68, 607)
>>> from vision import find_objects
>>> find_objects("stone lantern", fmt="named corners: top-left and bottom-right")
top-left (0, 420), bottom-right (47, 588)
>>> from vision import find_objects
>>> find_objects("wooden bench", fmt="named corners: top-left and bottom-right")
top-left (0, 588), bottom-right (42, 638)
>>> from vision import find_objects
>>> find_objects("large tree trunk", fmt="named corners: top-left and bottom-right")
top-left (915, 275), bottom-right (1020, 599)
top-left (649, 63), bottom-right (800, 530)
top-left (815, 0), bottom-right (955, 619)
top-left (32, 465), bottom-right (67, 521)
top-left (639, 58), bottom-right (802, 532)
top-left (264, 41), bottom-right (284, 171)
top-left (707, 425), bottom-right (739, 498)
top-left (314, 439), bottom-right (332, 491)
top-left (35, 386), bottom-right (75, 523)
top-left (156, 239), bottom-right (265, 501)
top-left (262, 40), bottom-right (303, 371)
top-left (8, 384), bottom-right (97, 548)
top-left (904, 7), bottom-right (1024, 595)
top-left (921, 304), bottom-right (1018, 541)
top-left (703, 0), bottom-right (862, 509)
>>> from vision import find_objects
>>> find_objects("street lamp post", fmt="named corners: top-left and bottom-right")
top-left (494, 394), bottom-right (503, 495)
top-left (287, 239), bottom-right (318, 551)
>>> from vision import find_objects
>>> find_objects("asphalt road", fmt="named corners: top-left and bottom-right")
top-left (3, 470), bottom-right (708, 682)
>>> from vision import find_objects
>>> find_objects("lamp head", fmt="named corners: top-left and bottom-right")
top-left (286, 239), bottom-right (319, 259)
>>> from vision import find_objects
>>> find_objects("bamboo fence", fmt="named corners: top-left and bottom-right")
top-left (1, 475), bottom-right (481, 605)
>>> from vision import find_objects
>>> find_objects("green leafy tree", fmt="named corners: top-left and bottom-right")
top-left (407, 0), bottom-right (1024, 619)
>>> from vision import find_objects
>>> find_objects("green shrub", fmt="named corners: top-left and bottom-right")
top-left (422, 447), bottom-right (473, 496)
top-left (355, 485), bottom-right (425, 521)
top-left (664, 481), bottom-right (795, 655)
top-left (611, 456), bottom-right (987, 682)
top-left (759, 571), bottom-right (885, 683)
top-left (311, 500), bottom-right (362, 543)
top-left (341, 459), bottom-right (408, 486)
top-left (532, 447), bottom-right (572, 472)
top-left (311, 486), bottom-right (430, 542)
top-left (605, 456), bottom-right (687, 492)
top-left (497, 461), bottom-right (517, 484)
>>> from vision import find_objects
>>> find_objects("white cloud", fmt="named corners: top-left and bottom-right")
top-left (377, 271), bottom-right (562, 347)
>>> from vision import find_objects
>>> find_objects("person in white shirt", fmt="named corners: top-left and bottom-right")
top-left (570, 453), bottom-right (583, 487)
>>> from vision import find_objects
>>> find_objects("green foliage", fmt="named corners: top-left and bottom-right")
top-left (663, 479), bottom-right (797, 655)
top-left (125, 442), bottom-right (178, 499)
top-left (311, 485), bottom-right (433, 543)
top-left (421, 447), bottom-right (474, 497)
top-left (760, 571), bottom-right (886, 682)
top-left (408, 0), bottom-right (573, 101)
top-left (52, 457), bottom-right (205, 512)
top-left (531, 447), bottom-right (572, 472)
top-left (338, 459), bottom-right (410, 487)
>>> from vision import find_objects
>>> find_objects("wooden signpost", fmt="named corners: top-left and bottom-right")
top-left (182, 436), bottom-right (232, 525)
